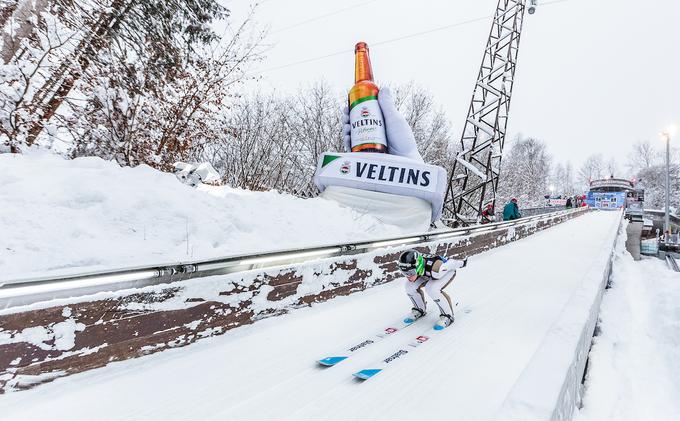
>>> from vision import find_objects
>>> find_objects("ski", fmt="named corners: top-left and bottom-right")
top-left (353, 320), bottom-right (449, 380)
top-left (353, 327), bottom-right (436, 380)
top-left (317, 315), bottom-right (422, 367)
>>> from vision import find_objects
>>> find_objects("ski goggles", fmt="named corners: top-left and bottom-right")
top-left (398, 256), bottom-right (425, 277)
top-left (400, 267), bottom-right (418, 277)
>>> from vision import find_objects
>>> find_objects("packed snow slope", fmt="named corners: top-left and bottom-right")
top-left (0, 211), bottom-right (621, 421)
top-left (574, 254), bottom-right (680, 421)
top-left (0, 152), bottom-right (408, 279)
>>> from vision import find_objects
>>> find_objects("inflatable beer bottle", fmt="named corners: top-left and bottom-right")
top-left (348, 42), bottom-right (387, 153)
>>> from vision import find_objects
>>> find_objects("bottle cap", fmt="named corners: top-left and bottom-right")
top-left (355, 42), bottom-right (369, 52)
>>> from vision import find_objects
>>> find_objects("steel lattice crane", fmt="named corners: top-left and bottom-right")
top-left (443, 0), bottom-right (535, 225)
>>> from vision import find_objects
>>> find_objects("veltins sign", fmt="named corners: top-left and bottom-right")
top-left (314, 152), bottom-right (447, 221)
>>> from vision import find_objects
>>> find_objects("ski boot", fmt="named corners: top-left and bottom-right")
top-left (433, 314), bottom-right (454, 330)
top-left (404, 307), bottom-right (426, 324)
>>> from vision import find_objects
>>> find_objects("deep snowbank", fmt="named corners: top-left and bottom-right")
top-left (0, 152), bottom-right (408, 278)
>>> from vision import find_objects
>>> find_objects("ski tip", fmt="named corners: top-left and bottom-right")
top-left (353, 369), bottom-right (382, 380)
top-left (318, 356), bottom-right (348, 366)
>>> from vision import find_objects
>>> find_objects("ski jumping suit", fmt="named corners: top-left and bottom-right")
top-left (404, 255), bottom-right (465, 317)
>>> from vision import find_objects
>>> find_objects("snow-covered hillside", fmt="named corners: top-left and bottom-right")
top-left (0, 152), bottom-right (409, 279)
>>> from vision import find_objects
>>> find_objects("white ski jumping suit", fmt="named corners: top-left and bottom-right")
top-left (405, 256), bottom-right (465, 317)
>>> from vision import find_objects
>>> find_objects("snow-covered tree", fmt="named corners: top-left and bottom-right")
top-left (564, 162), bottom-right (576, 194)
top-left (0, 0), bottom-right (260, 163)
top-left (550, 161), bottom-right (577, 196)
top-left (392, 81), bottom-right (454, 168)
top-left (636, 164), bottom-right (680, 212)
top-left (1, 0), bottom-right (50, 65)
top-left (606, 157), bottom-right (621, 178)
top-left (497, 135), bottom-right (551, 207)
top-left (627, 140), bottom-right (659, 173)
top-left (0, 1), bottom-right (79, 152)
top-left (205, 92), bottom-right (299, 192)
top-left (195, 82), bottom-right (343, 195)
top-left (551, 163), bottom-right (564, 194)
top-left (285, 80), bottom-right (344, 194)
top-left (625, 140), bottom-right (680, 213)
top-left (578, 154), bottom-right (604, 188)
top-left (199, 81), bottom-right (455, 197)
top-left (67, 11), bottom-right (264, 169)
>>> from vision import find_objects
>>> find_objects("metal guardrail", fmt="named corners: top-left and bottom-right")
top-left (521, 205), bottom-right (568, 217)
top-left (441, 206), bottom-right (569, 225)
top-left (0, 208), bottom-right (588, 309)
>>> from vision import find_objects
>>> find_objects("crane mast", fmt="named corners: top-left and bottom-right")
top-left (443, 0), bottom-right (531, 225)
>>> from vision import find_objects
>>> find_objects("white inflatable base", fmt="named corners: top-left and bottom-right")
top-left (314, 151), bottom-right (447, 222)
top-left (320, 185), bottom-right (431, 232)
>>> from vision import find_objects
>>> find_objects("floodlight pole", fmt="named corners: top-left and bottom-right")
top-left (664, 131), bottom-right (671, 234)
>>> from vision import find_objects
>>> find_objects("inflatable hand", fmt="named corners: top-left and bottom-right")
top-left (378, 87), bottom-right (424, 163)
top-left (342, 106), bottom-right (352, 152)
top-left (341, 87), bottom-right (424, 163)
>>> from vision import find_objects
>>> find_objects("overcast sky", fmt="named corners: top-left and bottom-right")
top-left (229, 0), bottom-right (679, 176)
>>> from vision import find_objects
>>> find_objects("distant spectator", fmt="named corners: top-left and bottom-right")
top-left (481, 203), bottom-right (495, 224)
top-left (566, 197), bottom-right (573, 208)
top-left (503, 198), bottom-right (521, 221)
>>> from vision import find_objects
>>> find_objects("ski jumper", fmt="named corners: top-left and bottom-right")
top-left (404, 255), bottom-right (465, 317)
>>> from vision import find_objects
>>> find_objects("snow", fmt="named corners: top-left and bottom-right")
top-left (0, 211), bottom-right (622, 420)
top-left (51, 318), bottom-right (86, 351)
top-left (574, 254), bottom-right (680, 421)
top-left (0, 152), bottom-right (410, 280)
top-left (7, 326), bottom-right (51, 351)
top-left (2, 312), bottom-right (85, 351)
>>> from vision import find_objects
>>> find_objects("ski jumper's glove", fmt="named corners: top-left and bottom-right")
top-left (342, 87), bottom-right (424, 163)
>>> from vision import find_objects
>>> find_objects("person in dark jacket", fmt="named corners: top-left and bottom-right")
top-left (503, 198), bottom-right (521, 221)
top-left (566, 197), bottom-right (573, 208)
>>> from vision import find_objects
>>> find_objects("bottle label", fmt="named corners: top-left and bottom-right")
top-left (349, 97), bottom-right (387, 151)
